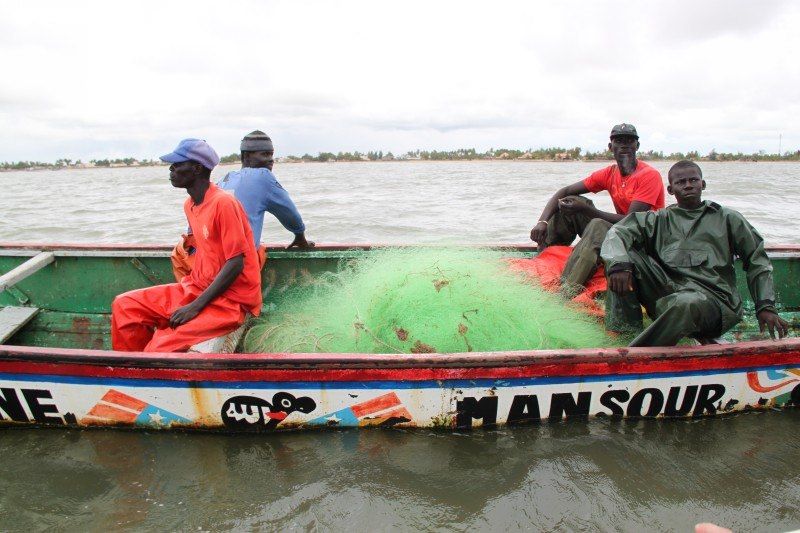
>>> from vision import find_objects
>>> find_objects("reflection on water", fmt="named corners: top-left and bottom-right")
top-left (1, 412), bottom-right (799, 531)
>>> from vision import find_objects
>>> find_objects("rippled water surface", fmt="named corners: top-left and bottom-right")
top-left (2, 161), bottom-right (799, 245)
top-left (1, 161), bottom-right (800, 531)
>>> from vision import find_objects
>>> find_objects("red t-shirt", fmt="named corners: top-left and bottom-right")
top-left (582, 160), bottom-right (664, 214)
top-left (184, 184), bottom-right (262, 315)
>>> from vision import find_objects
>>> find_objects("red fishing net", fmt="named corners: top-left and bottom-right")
top-left (507, 246), bottom-right (606, 317)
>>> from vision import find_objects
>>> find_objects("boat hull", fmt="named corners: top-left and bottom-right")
top-left (2, 243), bottom-right (800, 432)
top-left (1, 343), bottom-right (798, 431)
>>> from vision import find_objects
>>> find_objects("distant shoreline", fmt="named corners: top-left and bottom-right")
top-left (4, 158), bottom-right (799, 173)
top-left (5, 145), bottom-right (798, 172)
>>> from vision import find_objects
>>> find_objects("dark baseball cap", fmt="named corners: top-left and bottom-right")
top-left (610, 123), bottom-right (638, 139)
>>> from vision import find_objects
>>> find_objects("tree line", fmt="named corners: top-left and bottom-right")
top-left (3, 148), bottom-right (800, 170)
top-left (0, 157), bottom-right (160, 170)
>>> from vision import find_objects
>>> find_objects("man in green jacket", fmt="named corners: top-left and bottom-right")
top-left (600, 160), bottom-right (789, 347)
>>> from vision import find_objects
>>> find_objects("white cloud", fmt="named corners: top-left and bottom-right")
top-left (0, 0), bottom-right (798, 161)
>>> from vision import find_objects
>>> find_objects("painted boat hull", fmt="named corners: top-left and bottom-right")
top-left (1, 243), bottom-right (800, 431)
top-left (1, 343), bottom-right (799, 431)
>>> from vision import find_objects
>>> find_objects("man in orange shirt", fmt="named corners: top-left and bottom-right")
top-left (111, 138), bottom-right (262, 352)
top-left (530, 124), bottom-right (665, 296)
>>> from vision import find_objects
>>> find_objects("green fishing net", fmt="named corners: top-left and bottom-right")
top-left (243, 248), bottom-right (615, 354)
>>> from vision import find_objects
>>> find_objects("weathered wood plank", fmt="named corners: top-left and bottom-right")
top-left (0, 306), bottom-right (40, 344)
top-left (0, 251), bottom-right (55, 292)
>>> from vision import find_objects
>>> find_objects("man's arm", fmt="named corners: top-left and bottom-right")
top-left (265, 182), bottom-right (314, 249)
top-left (530, 181), bottom-right (588, 244)
top-left (560, 165), bottom-right (662, 224)
top-left (729, 212), bottom-right (789, 339)
top-left (170, 197), bottom-right (253, 328)
top-left (560, 199), bottom-right (652, 224)
top-left (530, 181), bottom-right (652, 244)
top-left (600, 211), bottom-right (654, 294)
top-left (169, 254), bottom-right (244, 328)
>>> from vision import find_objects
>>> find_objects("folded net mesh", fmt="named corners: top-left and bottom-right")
top-left (243, 248), bottom-right (614, 354)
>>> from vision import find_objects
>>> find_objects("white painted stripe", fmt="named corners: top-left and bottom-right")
top-left (98, 400), bottom-right (141, 415)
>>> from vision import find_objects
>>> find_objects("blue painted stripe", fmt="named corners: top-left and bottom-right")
top-left (0, 363), bottom-right (797, 390)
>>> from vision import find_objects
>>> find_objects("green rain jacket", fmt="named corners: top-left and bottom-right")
top-left (600, 201), bottom-right (777, 331)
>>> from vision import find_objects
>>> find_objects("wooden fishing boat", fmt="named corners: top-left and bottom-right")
top-left (1, 242), bottom-right (799, 432)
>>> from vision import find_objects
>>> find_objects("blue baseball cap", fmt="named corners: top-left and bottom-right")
top-left (160, 138), bottom-right (220, 170)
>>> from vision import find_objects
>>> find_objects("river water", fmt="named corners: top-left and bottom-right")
top-left (1, 161), bottom-right (799, 531)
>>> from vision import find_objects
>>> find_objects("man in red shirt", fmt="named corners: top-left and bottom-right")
top-left (111, 139), bottom-right (262, 352)
top-left (530, 124), bottom-right (665, 295)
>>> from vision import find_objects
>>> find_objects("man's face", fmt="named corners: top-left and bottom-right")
top-left (668, 166), bottom-right (705, 205)
top-left (608, 135), bottom-right (639, 159)
top-left (169, 161), bottom-right (199, 188)
top-left (242, 150), bottom-right (274, 170)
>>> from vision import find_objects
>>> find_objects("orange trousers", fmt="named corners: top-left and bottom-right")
top-left (111, 283), bottom-right (246, 352)
top-left (171, 234), bottom-right (267, 282)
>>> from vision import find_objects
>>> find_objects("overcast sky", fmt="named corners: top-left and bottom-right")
top-left (1, 0), bottom-right (798, 162)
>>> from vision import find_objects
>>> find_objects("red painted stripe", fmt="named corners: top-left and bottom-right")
top-left (101, 389), bottom-right (147, 411)
top-left (1, 350), bottom-right (799, 383)
top-left (266, 411), bottom-right (288, 420)
top-left (351, 392), bottom-right (401, 417)
top-left (86, 403), bottom-right (138, 422)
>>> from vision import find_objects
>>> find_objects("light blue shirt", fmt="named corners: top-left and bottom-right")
top-left (216, 167), bottom-right (306, 246)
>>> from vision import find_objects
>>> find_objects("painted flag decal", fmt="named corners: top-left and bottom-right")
top-left (307, 392), bottom-right (413, 427)
top-left (746, 368), bottom-right (800, 393)
top-left (81, 389), bottom-right (190, 427)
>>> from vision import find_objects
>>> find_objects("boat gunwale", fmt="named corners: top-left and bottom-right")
top-left (0, 242), bottom-right (543, 253)
top-left (1, 338), bottom-right (799, 372)
top-left (1, 242), bottom-right (800, 251)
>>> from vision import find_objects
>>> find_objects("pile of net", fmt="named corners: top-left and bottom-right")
top-left (243, 247), bottom-right (615, 354)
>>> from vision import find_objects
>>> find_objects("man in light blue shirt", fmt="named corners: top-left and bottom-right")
top-left (171, 130), bottom-right (313, 280)
top-left (218, 130), bottom-right (312, 248)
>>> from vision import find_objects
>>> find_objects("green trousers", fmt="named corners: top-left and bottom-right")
top-left (544, 196), bottom-right (613, 292)
top-left (604, 250), bottom-right (734, 347)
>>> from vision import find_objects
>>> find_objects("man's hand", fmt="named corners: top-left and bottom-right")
top-left (608, 270), bottom-right (634, 294)
top-left (530, 221), bottom-right (548, 247)
top-left (558, 197), bottom-right (588, 216)
top-left (169, 302), bottom-right (202, 328)
top-left (287, 234), bottom-right (315, 249)
top-left (757, 309), bottom-right (790, 339)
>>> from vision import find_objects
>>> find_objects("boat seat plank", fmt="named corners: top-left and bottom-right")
top-left (0, 306), bottom-right (40, 344)
top-left (0, 251), bottom-right (55, 293)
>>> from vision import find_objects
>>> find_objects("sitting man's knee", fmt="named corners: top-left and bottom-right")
top-left (671, 292), bottom-right (709, 316)
top-left (111, 292), bottom-right (137, 315)
top-left (582, 218), bottom-right (613, 243)
top-left (585, 217), bottom-right (611, 229)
